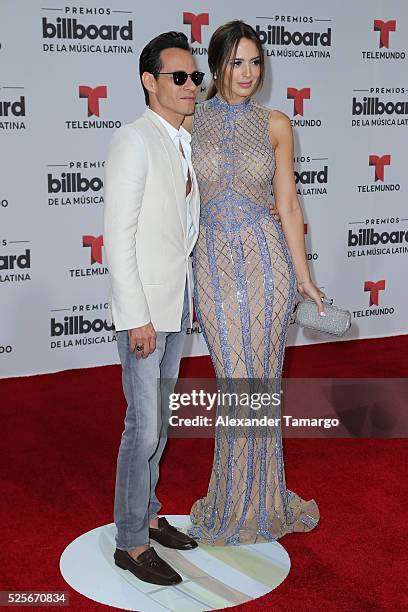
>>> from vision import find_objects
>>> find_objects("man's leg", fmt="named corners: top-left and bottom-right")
top-left (148, 282), bottom-right (190, 524)
top-left (114, 328), bottom-right (167, 552)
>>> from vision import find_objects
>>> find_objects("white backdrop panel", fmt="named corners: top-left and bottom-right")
top-left (0, 0), bottom-right (407, 377)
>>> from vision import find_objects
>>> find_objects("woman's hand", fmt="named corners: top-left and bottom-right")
top-left (269, 204), bottom-right (281, 224)
top-left (297, 279), bottom-right (326, 315)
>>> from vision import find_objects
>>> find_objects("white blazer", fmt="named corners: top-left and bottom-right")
top-left (104, 108), bottom-right (200, 332)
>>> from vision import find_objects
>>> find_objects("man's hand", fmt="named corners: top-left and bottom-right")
top-left (128, 322), bottom-right (156, 359)
top-left (269, 203), bottom-right (281, 224)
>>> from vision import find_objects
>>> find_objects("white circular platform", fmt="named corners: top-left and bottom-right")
top-left (60, 515), bottom-right (290, 611)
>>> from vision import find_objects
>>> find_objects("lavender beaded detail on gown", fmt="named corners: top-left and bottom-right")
top-left (187, 94), bottom-right (319, 545)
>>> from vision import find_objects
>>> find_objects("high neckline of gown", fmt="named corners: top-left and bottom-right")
top-left (211, 94), bottom-right (252, 112)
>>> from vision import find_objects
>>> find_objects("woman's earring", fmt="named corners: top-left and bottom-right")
top-left (214, 74), bottom-right (217, 80)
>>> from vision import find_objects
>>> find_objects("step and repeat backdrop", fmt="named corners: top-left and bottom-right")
top-left (1, 0), bottom-right (407, 377)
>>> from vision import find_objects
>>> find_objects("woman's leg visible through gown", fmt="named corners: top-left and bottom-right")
top-left (188, 219), bottom-right (320, 545)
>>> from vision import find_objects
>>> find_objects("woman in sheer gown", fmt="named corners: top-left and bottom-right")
top-left (186, 21), bottom-right (323, 545)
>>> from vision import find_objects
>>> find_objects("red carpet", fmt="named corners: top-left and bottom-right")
top-left (1, 335), bottom-right (407, 611)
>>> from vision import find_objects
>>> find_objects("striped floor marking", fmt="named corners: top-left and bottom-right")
top-left (60, 516), bottom-right (291, 611)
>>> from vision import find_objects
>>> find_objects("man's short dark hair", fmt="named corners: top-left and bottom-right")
top-left (139, 31), bottom-right (191, 105)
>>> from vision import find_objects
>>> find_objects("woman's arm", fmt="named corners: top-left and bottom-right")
top-left (269, 110), bottom-right (324, 313)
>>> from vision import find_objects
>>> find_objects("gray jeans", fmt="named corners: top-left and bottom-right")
top-left (114, 282), bottom-right (189, 550)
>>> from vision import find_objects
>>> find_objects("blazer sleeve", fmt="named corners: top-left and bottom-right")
top-left (104, 126), bottom-right (151, 331)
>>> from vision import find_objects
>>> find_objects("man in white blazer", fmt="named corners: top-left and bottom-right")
top-left (104, 32), bottom-right (202, 586)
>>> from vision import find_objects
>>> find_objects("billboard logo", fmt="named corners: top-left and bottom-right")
top-left (351, 94), bottom-right (408, 128)
top-left (255, 24), bottom-right (331, 47)
top-left (0, 96), bottom-right (25, 117)
top-left (0, 245), bottom-right (31, 283)
top-left (51, 315), bottom-right (114, 337)
top-left (349, 227), bottom-right (408, 247)
top-left (50, 304), bottom-right (115, 348)
top-left (0, 93), bottom-right (26, 130)
top-left (48, 172), bottom-right (103, 194)
top-left (42, 17), bottom-right (133, 41)
top-left (0, 249), bottom-right (30, 270)
top-left (183, 12), bottom-right (209, 44)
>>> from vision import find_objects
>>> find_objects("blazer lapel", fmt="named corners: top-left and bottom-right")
top-left (143, 109), bottom-right (187, 241)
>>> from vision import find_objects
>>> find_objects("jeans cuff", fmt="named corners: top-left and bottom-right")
top-left (115, 529), bottom-right (149, 551)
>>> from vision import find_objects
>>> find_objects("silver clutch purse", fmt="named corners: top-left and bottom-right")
top-left (294, 298), bottom-right (351, 336)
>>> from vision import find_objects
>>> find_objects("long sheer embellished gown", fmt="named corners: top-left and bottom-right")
top-left (187, 94), bottom-right (319, 545)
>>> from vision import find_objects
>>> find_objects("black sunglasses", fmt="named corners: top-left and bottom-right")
top-left (154, 71), bottom-right (205, 86)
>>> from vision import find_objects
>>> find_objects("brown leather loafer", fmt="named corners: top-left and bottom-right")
top-left (149, 517), bottom-right (198, 550)
top-left (114, 546), bottom-right (182, 586)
